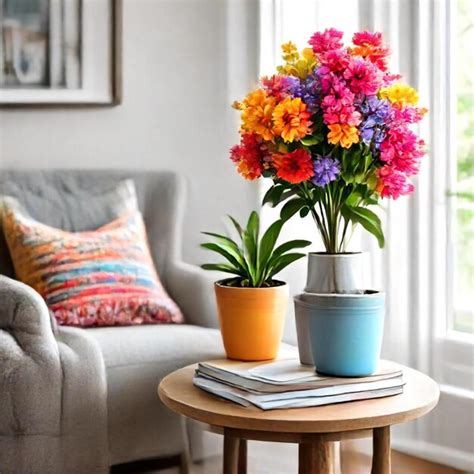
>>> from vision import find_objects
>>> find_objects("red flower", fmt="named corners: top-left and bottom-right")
top-left (230, 133), bottom-right (265, 181)
top-left (274, 149), bottom-right (314, 184)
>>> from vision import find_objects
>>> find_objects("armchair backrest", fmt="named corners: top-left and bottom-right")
top-left (0, 170), bottom-right (186, 287)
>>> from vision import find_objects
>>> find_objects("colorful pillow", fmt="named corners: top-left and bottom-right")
top-left (2, 199), bottom-right (183, 327)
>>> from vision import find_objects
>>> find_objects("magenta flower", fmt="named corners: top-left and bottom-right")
top-left (320, 49), bottom-right (350, 72)
top-left (380, 126), bottom-right (425, 175)
top-left (377, 166), bottom-right (414, 199)
top-left (343, 58), bottom-right (382, 96)
top-left (309, 28), bottom-right (344, 54)
top-left (353, 31), bottom-right (384, 48)
top-left (321, 77), bottom-right (362, 126)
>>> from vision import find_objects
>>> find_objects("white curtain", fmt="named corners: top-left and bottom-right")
top-left (259, 0), bottom-right (474, 469)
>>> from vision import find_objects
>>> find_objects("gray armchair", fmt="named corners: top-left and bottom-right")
top-left (0, 170), bottom-right (224, 473)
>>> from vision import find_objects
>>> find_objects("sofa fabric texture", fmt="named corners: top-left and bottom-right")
top-left (0, 170), bottom-right (223, 473)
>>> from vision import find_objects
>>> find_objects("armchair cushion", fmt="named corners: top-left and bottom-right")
top-left (0, 178), bottom-right (138, 279)
top-left (3, 202), bottom-right (183, 327)
top-left (86, 324), bottom-right (224, 464)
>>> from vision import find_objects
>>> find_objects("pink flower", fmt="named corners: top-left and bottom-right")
top-left (320, 49), bottom-right (350, 72)
top-left (353, 31), bottom-right (384, 48)
top-left (351, 31), bottom-right (390, 72)
top-left (391, 106), bottom-right (428, 124)
top-left (377, 166), bottom-right (414, 199)
top-left (309, 28), bottom-right (344, 54)
top-left (380, 126), bottom-right (426, 175)
top-left (383, 73), bottom-right (402, 85)
top-left (343, 58), bottom-right (382, 95)
top-left (320, 76), bottom-right (362, 126)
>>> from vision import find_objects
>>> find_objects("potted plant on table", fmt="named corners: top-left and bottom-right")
top-left (201, 211), bottom-right (310, 361)
top-left (229, 29), bottom-right (427, 375)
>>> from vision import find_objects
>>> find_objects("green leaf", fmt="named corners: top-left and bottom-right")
top-left (266, 253), bottom-right (306, 280)
top-left (272, 239), bottom-right (311, 260)
top-left (367, 172), bottom-right (379, 190)
top-left (201, 232), bottom-right (248, 270)
top-left (201, 232), bottom-right (240, 250)
top-left (299, 206), bottom-right (310, 218)
top-left (246, 211), bottom-right (260, 243)
top-left (200, 243), bottom-right (246, 272)
top-left (201, 263), bottom-right (243, 276)
top-left (262, 185), bottom-right (284, 206)
top-left (300, 135), bottom-right (321, 146)
top-left (227, 215), bottom-right (244, 237)
top-left (341, 205), bottom-right (385, 248)
top-left (280, 198), bottom-right (306, 221)
top-left (257, 219), bottom-right (284, 284)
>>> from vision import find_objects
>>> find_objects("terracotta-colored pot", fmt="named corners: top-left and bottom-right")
top-left (214, 280), bottom-right (288, 361)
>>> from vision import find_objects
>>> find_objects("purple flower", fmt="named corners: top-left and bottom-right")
top-left (364, 96), bottom-right (390, 120)
top-left (358, 96), bottom-right (390, 147)
top-left (311, 156), bottom-right (340, 187)
top-left (290, 70), bottom-right (320, 113)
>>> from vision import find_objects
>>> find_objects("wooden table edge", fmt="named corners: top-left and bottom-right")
top-left (158, 366), bottom-right (440, 434)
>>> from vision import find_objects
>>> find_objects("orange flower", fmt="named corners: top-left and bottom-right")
top-left (327, 123), bottom-right (359, 148)
top-left (272, 98), bottom-right (312, 143)
top-left (240, 89), bottom-right (276, 141)
top-left (274, 149), bottom-right (314, 184)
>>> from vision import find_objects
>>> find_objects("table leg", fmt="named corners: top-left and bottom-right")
top-left (238, 438), bottom-right (247, 474)
top-left (223, 434), bottom-right (240, 474)
top-left (372, 426), bottom-right (391, 474)
top-left (298, 439), bottom-right (333, 474)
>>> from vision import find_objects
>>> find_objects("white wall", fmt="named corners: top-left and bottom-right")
top-left (0, 0), bottom-right (260, 265)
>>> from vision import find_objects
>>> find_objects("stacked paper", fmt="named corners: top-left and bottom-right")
top-left (193, 358), bottom-right (404, 410)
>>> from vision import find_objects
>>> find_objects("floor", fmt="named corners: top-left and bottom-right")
top-left (155, 440), bottom-right (466, 474)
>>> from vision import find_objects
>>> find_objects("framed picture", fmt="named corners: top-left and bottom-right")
top-left (0, 0), bottom-right (122, 106)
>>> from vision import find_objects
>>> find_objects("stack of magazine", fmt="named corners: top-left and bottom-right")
top-left (193, 358), bottom-right (404, 410)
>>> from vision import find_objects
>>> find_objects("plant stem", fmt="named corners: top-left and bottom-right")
top-left (298, 183), bottom-right (331, 251)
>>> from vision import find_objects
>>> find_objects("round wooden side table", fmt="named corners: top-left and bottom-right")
top-left (158, 363), bottom-right (439, 474)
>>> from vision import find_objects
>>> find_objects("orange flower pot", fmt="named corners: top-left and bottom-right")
top-left (214, 280), bottom-right (288, 361)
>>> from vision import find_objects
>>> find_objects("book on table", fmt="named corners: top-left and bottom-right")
top-left (193, 357), bottom-right (404, 410)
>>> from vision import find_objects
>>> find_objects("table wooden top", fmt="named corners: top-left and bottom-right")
top-left (158, 362), bottom-right (439, 433)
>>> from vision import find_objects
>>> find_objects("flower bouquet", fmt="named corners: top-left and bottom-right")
top-left (230, 28), bottom-right (427, 374)
top-left (230, 28), bottom-right (427, 254)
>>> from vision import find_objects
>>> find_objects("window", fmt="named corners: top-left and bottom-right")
top-left (450, 0), bottom-right (474, 335)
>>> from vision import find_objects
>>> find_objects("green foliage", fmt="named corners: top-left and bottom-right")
top-left (201, 212), bottom-right (311, 287)
top-left (262, 153), bottom-right (385, 253)
top-left (341, 204), bottom-right (385, 248)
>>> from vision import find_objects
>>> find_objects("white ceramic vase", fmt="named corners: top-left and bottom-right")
top-left (294, 252), bottom-right (367, 365)
top-left (305, 252), bottom-right (366, 294)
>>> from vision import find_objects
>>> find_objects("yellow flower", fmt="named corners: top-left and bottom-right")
top-left (272, 97), bottom-right (312, 143)
top-left (327, 124), bottom-right (360, 149)
top-left (240, 89), bottom-right (276, 141)
top-left (379, 84), bottom-right (419, 106)
top-left (281, 41), bottom-right (299, 62)
top-left (277, 43), bottom-right (317, 79)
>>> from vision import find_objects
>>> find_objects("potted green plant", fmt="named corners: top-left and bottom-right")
top-left (201, 211), bottom-right (310, 361)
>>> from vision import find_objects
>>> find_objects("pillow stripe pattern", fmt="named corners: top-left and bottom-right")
top-left (3, 205), bottom-right (183, 327)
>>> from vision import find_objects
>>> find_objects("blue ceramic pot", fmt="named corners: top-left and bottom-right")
top-left (303, 291), bottom-right (385, 377)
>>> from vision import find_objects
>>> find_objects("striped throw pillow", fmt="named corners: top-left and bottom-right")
top-left (2, 200), bottom-right (183, 327)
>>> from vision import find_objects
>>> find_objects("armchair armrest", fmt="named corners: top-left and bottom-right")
top-left (0, 276), bottom-right (109, 473)
top-left (0, 275), bottom-right (61, 437)
top-left (166, 260), bottom-right (220, 328)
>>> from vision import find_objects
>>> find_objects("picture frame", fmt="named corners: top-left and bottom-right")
top-left (0, 0), bottom-right (122, 107)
